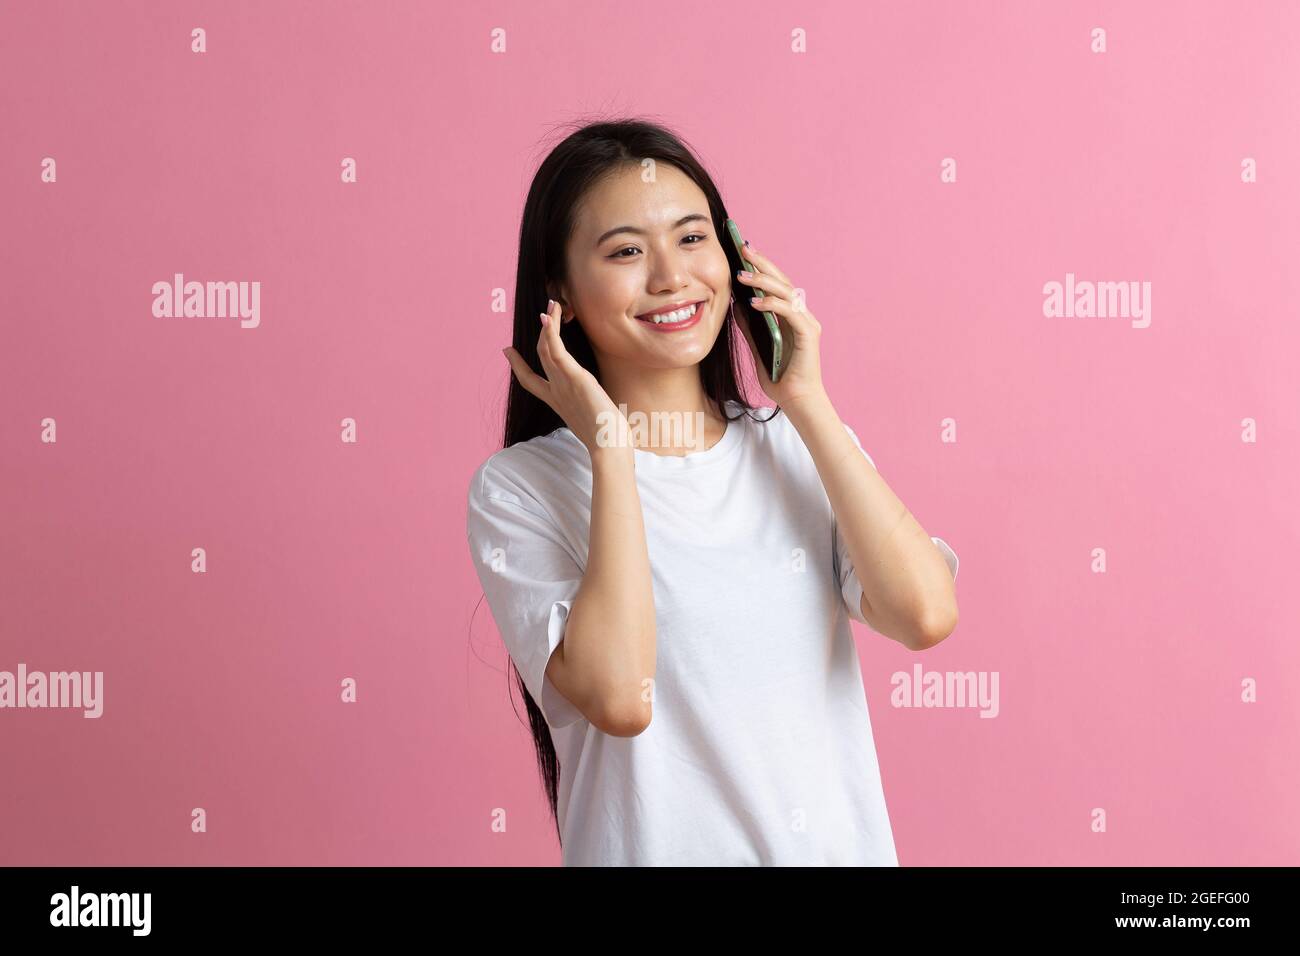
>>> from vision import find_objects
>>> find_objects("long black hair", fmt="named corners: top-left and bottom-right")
top-left (490, 116), bottom-right (784, 845)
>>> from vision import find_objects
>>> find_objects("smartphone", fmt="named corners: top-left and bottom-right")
top-left (725, 218), bottom-right (784, 383)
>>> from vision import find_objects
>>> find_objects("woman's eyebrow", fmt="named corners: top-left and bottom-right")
top-left (595, 213), bottom-right (710, 246)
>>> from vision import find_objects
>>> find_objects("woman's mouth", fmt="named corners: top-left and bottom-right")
top-left (635, 300), bottom-right (704, 331)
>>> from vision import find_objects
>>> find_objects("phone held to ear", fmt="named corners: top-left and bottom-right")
top-left (725, 218), bottom-right (784, 383)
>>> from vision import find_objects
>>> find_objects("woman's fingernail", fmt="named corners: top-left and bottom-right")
top-left (547, 298), bottom-right (554, 310)
top-left (540, 313), bottom-right (549, 326)
top-left (501, 347), bottom-right (508, 355)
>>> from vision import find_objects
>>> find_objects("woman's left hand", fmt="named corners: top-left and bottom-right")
top-left (733, 240), bottom-right (828, 410)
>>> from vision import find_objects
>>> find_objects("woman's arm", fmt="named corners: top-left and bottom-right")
top-left (786, 390), bottom-right (959, 651)
top-left (504, 299), bottom-right (657, 735)
top-left (731, 241), bottom-right (958, 652)
top-left (551, 447), bottom-right (657, 736)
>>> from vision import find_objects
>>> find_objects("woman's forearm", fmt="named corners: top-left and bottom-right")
top-left (562, 447), bottom-right (657, 733)
top-left (784, 391), bottom-right (959, 650)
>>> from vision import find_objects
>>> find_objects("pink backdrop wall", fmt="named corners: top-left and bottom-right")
top-left (3, 0), bottom-right (1297, 866)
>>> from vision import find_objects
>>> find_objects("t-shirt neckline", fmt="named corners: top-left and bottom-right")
top-left (560, 399), bottom-right (748, 471)
top-left (631, 399), bottom-right (744, 470)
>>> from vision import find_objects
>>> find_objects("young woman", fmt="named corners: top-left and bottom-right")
top-left (466, 119), bottom-right (960, 866)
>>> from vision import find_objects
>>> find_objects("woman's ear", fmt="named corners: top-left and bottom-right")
top-left (544, 281), bottom-right (574, 323)
top-left (555, 296), bottom-right (575, 323)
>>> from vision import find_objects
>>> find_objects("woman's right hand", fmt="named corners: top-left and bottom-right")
top-left (503, 299), bottom-right (632, 458)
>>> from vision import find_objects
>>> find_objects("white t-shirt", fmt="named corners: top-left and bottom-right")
top-left (465, 399), bottom-right (958, 866)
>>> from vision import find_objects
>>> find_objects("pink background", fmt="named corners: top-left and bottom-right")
top-left (3, 0), bottom-right (1298, 866)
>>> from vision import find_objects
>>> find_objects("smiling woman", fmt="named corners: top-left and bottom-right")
top-left (467, 117), bottom-right (960, 867)
top-left (540, 161), bottom-right (734, 384)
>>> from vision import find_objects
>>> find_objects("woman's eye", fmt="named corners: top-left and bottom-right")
top-left (609, 234), bottom-right (708, 258)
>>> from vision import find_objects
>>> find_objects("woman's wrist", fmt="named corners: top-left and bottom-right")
top-left (589, 443), bottom-right (636, 471)
top-left (782, 388), bottom-right (835, 431)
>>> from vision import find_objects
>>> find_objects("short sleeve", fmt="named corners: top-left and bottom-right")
top-left (466, 464), bottom-right (587, 730)
top-left (834, 424), bottom-right (959, 627)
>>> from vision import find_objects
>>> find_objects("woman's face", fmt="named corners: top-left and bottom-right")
top-left (553, 163), bottom-right (732, 372)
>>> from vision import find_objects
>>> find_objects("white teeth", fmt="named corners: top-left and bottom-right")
top-left (642, 303), bottom-right (698, 324)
